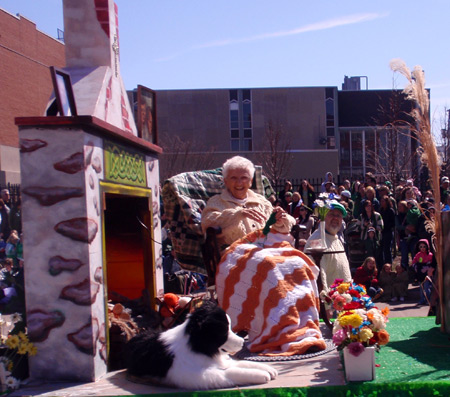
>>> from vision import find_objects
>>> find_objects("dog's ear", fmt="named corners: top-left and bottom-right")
top-left (186, 301), bottom-right (223, 332)
top-left (195, 300), bottom-right (218, 313)
top-left (185, 301), bottom-right (229, 357)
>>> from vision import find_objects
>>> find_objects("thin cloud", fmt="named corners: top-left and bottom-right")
top-left (155, 12), bottom-right (388, 62)
top-left (195, 13), bottom-right (387, 49)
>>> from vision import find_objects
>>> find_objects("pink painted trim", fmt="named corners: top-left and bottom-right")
top-left (95, 0), bottom-right (110, 37)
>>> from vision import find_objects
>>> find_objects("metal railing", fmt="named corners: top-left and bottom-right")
top-left (272, 175), bottom-right (362, 196)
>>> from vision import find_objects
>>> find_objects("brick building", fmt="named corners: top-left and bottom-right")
top-left (0, 8), bottom-right (65, 184)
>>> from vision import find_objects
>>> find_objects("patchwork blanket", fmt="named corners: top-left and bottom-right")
top-left (216, 230), bottom-right (326, 356)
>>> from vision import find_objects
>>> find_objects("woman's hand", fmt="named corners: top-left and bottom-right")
top-left (242, 208), bottom-right (267, 223)
top-left (273, 206), bottom-right (288, 224)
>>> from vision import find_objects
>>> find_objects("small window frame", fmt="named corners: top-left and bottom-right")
top-left (49, 66), bottom-right (77, 116)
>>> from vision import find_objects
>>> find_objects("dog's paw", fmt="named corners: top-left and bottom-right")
top-left (260, 371), bottom-right (272, 383)
top-left (233, 360), bottom-right (278, 380)
top-left (266, 366), bottom-right (278, 380)
top-left (224, 367), bottom-right (272, 386)
top-left (243, 362), bottom-right (278, 380)
top-left (258, 364), bottom-right (278, 380)
top-left (246, 369), bottom-right (271, 384)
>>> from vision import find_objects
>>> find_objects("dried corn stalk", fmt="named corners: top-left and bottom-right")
top-left (390, 59), bottom-right (444, 330)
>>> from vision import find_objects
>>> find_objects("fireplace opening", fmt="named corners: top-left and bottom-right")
top-left (103, 192), bottom-right (158, 371)
top-left (103, 193), bottom-right (154, 301)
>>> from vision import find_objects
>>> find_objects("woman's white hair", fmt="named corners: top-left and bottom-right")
top-left (222, 156), bottom-right (255, 179)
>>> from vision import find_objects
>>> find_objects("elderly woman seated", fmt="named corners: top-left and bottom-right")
top-left (201, 156), bottom-right (294, 251)
top-left (202, 156), bottom-right (326, 356)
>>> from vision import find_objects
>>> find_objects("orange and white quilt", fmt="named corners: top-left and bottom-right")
top-left (216, 230), bottom-right (326, 356)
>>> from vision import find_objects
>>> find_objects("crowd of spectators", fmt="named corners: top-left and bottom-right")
top-left (0, 189), bottom-right (23, 314)
top-left (276, 172), bottom-right (442, 306)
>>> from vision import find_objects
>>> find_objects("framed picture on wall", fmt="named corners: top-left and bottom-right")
top-left (137, 85), bottom-right (157, 145)
top-left (49, 66), bottom-right (77, 116)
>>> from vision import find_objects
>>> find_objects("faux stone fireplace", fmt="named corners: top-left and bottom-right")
top-left (16, 116), bottom-right (163, 381)
top-left (15, 0), bottom-right (164, 381)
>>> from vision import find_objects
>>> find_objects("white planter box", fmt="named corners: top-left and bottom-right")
top-left (343, 346), bottom-right (376, 381)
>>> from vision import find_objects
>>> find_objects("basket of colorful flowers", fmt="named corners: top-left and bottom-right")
top-left (327, 279), bottom-right (390, 381)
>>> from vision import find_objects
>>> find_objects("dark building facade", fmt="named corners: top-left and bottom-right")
top-left (338, 89), bottom-right (418, 182)
top-left (130, 85), bottom-right (420, 184)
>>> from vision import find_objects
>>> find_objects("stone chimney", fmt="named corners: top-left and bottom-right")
top-left (60, 0), bottom-right (136, 134)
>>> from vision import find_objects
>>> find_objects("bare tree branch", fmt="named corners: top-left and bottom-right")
top-left (366, 91), bottom-right (417, 188)
top-left (256, 121), bottom-right (293, 186)
top-left (365, 124), bottom-right (415, 186)
top-left (435, 107), bottom-right (450, 175)
top-left (159, 134), bottom-right (216, 182)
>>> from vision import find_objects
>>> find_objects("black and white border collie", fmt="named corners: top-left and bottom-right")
top-left (126, 301), bottom-right (277, 390)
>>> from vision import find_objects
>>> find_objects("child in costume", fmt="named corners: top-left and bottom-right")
top-left (411, 239), bottom-right (433, 283)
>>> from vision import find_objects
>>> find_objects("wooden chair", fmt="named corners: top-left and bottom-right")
top-left (201, 226), bottom-right (222, 287)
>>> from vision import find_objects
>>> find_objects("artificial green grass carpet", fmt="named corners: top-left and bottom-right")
top-left (374, 316), bottom-right (450, 383)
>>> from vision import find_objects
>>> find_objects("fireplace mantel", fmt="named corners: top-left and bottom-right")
top-left (16, 115), bottom-right (163, 155)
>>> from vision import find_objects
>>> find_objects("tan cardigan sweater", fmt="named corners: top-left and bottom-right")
top-left (201, 189), bottom-right (295, 249)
